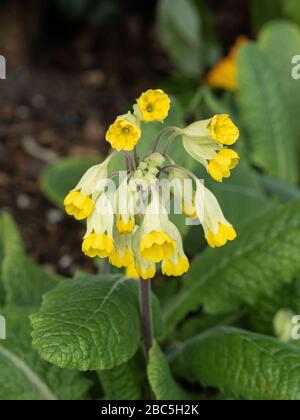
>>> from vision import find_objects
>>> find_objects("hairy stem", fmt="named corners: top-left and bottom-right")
top-left (139, 278), bottom-right (154, 360)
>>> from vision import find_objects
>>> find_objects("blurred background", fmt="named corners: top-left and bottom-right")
top-left (1, 0), bottom-right (299, 278)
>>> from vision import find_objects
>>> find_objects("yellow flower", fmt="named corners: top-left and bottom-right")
top-left (106, 113), bottom-right (141, 152)
top-left (140, 231), bottom-right (175, 263)
top-left (206, 57), bottom-right (237, 92)
top-left (109, 248), bottom-right (134, 268)
top-left (116, 217), bottom-right (135, 234)
top-left (206, 223), bottom-right (237, 248)
top-left (136, 89), bottom-right (171, 122)
top-left (162, 257), bottom-right (190, 277)
top-left (206, 36), bottom-right (248, 92)
top-left (209, 114), bottom-right (239, 146)
top-left (201, 187), bottom-right (237, 248)
top-left (208, 149), bottom-right (240, 182)
top-left (82, 232), bottom-right (114, 258)
top-left (125, 263), bottom-right (140, 280)
top-left (136, 262), bottom-right (156, 280)
top-left (161, 221), bottom-right (190, 277)
top-left (64, 191), bottom-right (94, 220)
top-left (64, 155), bottom-right (113, 221)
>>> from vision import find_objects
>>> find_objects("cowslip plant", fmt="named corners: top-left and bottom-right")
top-left (63, 89), bottom-right (240, 358)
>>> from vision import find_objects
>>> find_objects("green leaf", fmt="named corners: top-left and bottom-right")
top-left (164, 200), bottom-right (300, 333)
top-left (284, 0), bottom-right (300, 26)
top-left (157, 0), bottom-right (202, 77)
top-left (41, 157), bottom-right (100, 208)
top-left (250, 0), bottom-right (284, 33)
top-left (31, 274), bottom-right (163, 371)
top-left (249, 277), bottom-right (300, 335)
top-left (98, 354), bottom-right (144, 400)
top-left (0, 213), bottom-right (60, 307)
top-left (174, 327), bottom-right (300, 400)
top-left (148, 341), bottom-right (195, 400)
top-left (205, 163), bottom-right (271, 228)
top-left (0, 306), bottom-right (91, 400)
top-left (238, 43), bottom-right (299, 184)
top-left (259, 21), bottom-right (300, 136)
top-left (261, 174), bottom-right (300, 202)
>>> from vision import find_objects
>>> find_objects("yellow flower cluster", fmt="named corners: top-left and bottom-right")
top-left (206, 36), bottom-right (248, 92)
top-left (105, 89), bottom-right (171, 152)
top-left (64, 89), bottom-right (240, 281)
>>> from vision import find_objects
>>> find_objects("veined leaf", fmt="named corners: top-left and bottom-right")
top-left (157, 0), bottom-right (202, 77)
top-left (31, 275), bottom-right (163, 371)
top-left (98, 354), bottom-right (144, 400)
top-left (174, 327), bottom-right (300, 400)
top-left (0, 306), bottom-right (90, 400)
top-left (0, 213), bottom-right (60, 307)
top-left (164, 200), bottom-right (300, 333)
top-left (249, 277), bottom-right (300, 335)
top-left (238, 44), bottom-right (299, 184)
top-left (148, 341), bottom-right (195, 401)
top-left (41, 157), bottom-right (100, 208)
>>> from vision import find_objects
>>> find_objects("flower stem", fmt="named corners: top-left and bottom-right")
top-left (139, 278), bottom-right (153, 360)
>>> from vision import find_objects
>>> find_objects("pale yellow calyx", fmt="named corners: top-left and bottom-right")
top-left (106, 115), bottom-right (141, 151)
top-left (209, 115), bottom-right (239, 146)
top-left (64, 191), bottom-right (94, 220)
top-left (140, 231), bottom-right (175, 263)
top-left (82, 232), bottom-right (114, 259)
top-left (117, 217), bottom-right (135, 234)
top-left (182, 200), bottom-right (197, 219)
top-left (136, 264), bottom-right (156, 280)
top-left (137, 89), bottom-right (171, 122)
top-left (162, 257), bottom-right (190, 277)
top-left (206, 223), bottom-right (237, 248)
top-left (109, 248), bottom-right (134, 269)
top-left (208, 149), bottom-right (240, 182)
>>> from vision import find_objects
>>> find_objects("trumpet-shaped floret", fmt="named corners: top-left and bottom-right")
top-left (209, 114), bottom-right (239, 146)
top-left (140, 231), bottom-right (175, 263)
top-left (162, 257), bottom-right (190, 277)
top-left (208, 149), bottom-right (240, 182)
top-left (109, 248), bottom-right (134, 268)
top-left (117, 217), bottom-right (135, 234)
top-left (82, 233), bottom-right (114, 258)
top-left (137, 89), bottom-right (171, 122)
top-left (137, 263), bottom-right (156, 280)
top-left (126, 263), bottom-right (140, 280)
top-left (64, 191), bottom-right (94, 220)
top-left (206, 223), bottom-right (237, 248)
top-left (106, 115), bottom-right (141, 151)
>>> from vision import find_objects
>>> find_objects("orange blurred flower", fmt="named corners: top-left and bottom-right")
top-left (206, 36), bottom-right (249, 92)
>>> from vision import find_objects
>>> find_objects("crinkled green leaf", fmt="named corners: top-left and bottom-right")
top-left (0, 306), bottom-right (91, 400)
top-left (0, 213), bottom-right (60, 307)
top-left (98, 354), bottom-right (144, 400)
top-left (41, 157), bottom-right (100, 208)
top-left (249, 277), bottom-right (300, 335)
top-left (238, 43), bottom-right (299, 184)
top-left (174, 327), bottom-right (300, 400)
top-left (31, 274), bottom-right (163, 371)
top-left (148, 341), bottom-right (195, 401)
top-left (157, 0), bottom-right (202, 76)
top-left (164, 200), bottom-right (300, 333)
